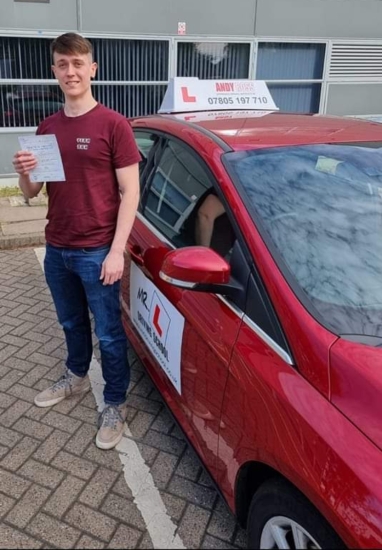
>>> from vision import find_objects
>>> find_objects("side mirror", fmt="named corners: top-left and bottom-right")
top-left (159, 246), bottom-right (231, 289)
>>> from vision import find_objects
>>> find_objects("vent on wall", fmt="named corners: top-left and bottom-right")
top-left (329, 43), bottom-right (382, 79)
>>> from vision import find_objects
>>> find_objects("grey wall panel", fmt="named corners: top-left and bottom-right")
top-left (0, 0), bottom-right (78, 32)
top-left (255, 0), bottom-right (382, 39)
top-left (80, 0), bottom-right (256, 36)
top-left (326, 84), bottom-right (382, 116)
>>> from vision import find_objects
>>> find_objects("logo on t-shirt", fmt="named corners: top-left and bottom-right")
top-left (77, 138), bottom-right (91, 150)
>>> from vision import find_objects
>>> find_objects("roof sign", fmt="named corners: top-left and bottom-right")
top-left (158, 77), bottom-right (278, 114)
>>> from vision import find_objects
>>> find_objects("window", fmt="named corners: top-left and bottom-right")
top-left (135, 131), bottom-right (157, 160)
top-left (0, 37), bottom-right (52, 80)
top-left (92, 84), bottom-right (167, 119)
top-left (224, 143), bottom-right (382, 338)
top-left (0, 36), bottom-right (169, 127)
top-left (256, 42), bottom-right (326, 113)
top-left (134, 130), bottom-right (158, 179)
top-left (142, 138), bottom-right (236, 257)
top-left (0, 84), bottom-right (63, 128)
top-left (266, 83), bottom-right (322, 114)
top-left (177, 42), bottom-right (250, 80)
top-left (143, 140), bottom-right (211, 244)
top-left (93, 39), bottom-right (168, 82)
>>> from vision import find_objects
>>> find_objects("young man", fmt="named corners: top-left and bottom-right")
top-left (12, 33), bottom-right (141, 450)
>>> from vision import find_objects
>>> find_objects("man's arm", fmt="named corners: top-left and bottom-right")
top-left (100, 163), bottom-right (140, 285)
top-left (13, 151), bottom-right (43, 198)
top-left (195, 194), bottom-right (225, 247)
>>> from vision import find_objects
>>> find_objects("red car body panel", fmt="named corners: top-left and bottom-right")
top-left (122, 217), bottom-right (243, 480)
top-left (138, 112), bottom-right (382, 148)
top-left (121, 111), bottom-right (382, 548)
top-left (331, 340), bottom-right (382, 451)
top-left (220, 330), bottom-right (382, 548)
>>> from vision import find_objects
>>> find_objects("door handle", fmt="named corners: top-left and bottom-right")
top-left (128, 244), bottom-right (145, 266)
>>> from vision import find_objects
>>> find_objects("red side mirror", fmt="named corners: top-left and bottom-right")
top-left (159, 246), bottom-right (231, 288)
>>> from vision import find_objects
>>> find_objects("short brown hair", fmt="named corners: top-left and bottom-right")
top-left (51, 33), bottom-right (93, 59)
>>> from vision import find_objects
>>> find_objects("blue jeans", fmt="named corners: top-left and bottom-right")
top-left (44, 243), bottom-right (129, 405)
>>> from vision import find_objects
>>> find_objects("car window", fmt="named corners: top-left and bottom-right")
top-left (224, 143), bottom-right (382, 338)
top-left (134, 131), bottom-right (158, 178)
top-left (140, 135), bottom-right (287, 348)
top-left (142, 138), bottom-right (235, 255)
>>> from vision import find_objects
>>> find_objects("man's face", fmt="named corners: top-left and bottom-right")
top-left (52, 52), bottom-right (97, 98)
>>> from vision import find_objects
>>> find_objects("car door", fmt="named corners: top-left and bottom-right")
top-left (122, 131), bottom-right (244, 479)
top-left (215, 260), bottom-right (296, 497)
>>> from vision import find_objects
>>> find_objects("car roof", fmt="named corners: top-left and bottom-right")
top-left (133, 111), bottom-right (382, 151)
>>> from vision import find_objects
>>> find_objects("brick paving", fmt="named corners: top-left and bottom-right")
top-left (0, 248), bottom-right (247, 549)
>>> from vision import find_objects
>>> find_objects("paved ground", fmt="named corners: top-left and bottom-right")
top-left (0, 246), bottom-right (247, 549)
top-left (0, 193), bottom-right (47, 250)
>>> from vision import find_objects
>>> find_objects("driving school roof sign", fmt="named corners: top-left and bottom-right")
top-left (158, 77), bottom-right (278, 113)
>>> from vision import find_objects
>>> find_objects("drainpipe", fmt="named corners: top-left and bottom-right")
top-left (76, 0), bottom-right (82, 33)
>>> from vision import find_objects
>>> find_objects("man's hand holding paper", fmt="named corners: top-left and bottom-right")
top-left (17, 135), bottom-right (66, 183)
top-left (13, 150), bottom-right (38, 177)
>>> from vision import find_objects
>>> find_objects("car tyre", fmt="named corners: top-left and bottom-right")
top-left (247, 478), bottom-right (345, 549)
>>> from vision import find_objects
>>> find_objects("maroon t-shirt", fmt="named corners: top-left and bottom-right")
top-left (37, 103), bottom-right (141, 247)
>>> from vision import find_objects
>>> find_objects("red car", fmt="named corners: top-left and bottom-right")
top-left (121, 84), bottom-right (382, 548)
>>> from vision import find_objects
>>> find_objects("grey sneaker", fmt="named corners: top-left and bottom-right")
top-left (34, 370), bottom-right (91, 408)
top-left (96, 403), bottom-right (127, 450)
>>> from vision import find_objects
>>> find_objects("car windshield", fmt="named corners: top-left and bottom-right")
top-left (224, 143), bottom-right (382, 338)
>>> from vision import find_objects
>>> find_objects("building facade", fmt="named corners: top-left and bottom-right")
top-left (1, 0), bottom-right (382, 174)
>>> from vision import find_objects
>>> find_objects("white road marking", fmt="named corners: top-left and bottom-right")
top-left (34, 247), bottom-right (186, 550)
top-left (34, 246), bottom-right (45, 270)
top-left (90, 358), bottom-right (186, 549)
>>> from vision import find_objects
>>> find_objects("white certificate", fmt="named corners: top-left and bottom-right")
top-left (18, 134), bottom-right (66, 183)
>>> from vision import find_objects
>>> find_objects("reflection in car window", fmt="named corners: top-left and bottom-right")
top-left (134, 131), bottom-right (157, 178)
top-left (143, 139), bottom-right (211, 245)
top-left (135, 133), bottom-right (156, 159)
top-left (224, 143), bottom-right (382, 338)
top-left (1, 85), bottom-right (63, 127)
top-left (143, 139), bottom-right (236, 257)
